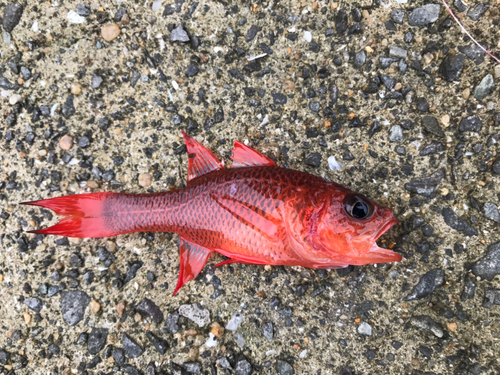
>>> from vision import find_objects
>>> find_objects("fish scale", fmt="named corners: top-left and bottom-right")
top-left (22, 131), bottom-right (402, 295)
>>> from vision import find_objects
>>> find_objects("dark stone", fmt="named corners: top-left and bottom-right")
top-left (0, 77), bottom-right (16, 90)
top-left (235, 358), bottom-right (253, 375)
top-left (421, 116), bottom-right (444, 137)
top-left (136, 298), bottom-right (164, 323)
top-left (335, 10), bottom-right (347, 34)
top-left (77, 4), bottom-right (90, 16)
top-left (380, 75), bottom-right (396, 90)
top-left (308, 102), bottom-right (320, 112)
top-left (472, 241), bottom-right (500, 281)
top-left (461, 275), bottom-right (476, 301)
top-left (391, 9), bottom-right (404, 24)
top-left (78, 136), bottom-right (90, 148)
top-left (62, 95), bottom-right (76, 118)
top-left (262, 322), bottom-right (273, 340)
top-left (493, 158), bottom-right (500, 175)
top-left (124, 261), bottom-right (143, 283)
top-left (166, 313), bottom-right (179, 333)
top-left (441, 54), bottom-right (465, 81)
top-left (88, 328), bottom-right (108, 355)
top-left (186, 64), bottom-right (198, 77)
top-left (483, 289), bottom-right (500, 309)
top-left (146, 331), bottom-right (169, 355)
top-left (272, 92), bottom-right (287, 105)
top-left (3, 3), bottom-right (24, 32)
top-left (442, 208), bottom-right (478, 236)
top-left (408, 4), bottom-right (441, 27)
top-left (368, 121), bottom-right (382, 137)
top-left (276, 359), bottom-right (294, 375)
top-left (61, 291), bottom-right (90, 326)
top-left (467, 3), bottom-right (489, 20)
top-left (304, 153), bottom-right (321, 167)
top-left (420, 141), bottom-right (445, 156)
top-left (454, 0), bottom-right (467, 12)
top-left (404, 169), bottom-right (445, 196)
top-left (353, 50), bottom-right (366, 68)
top-left (112, 347), bottom-right (126, 365)
top-left (459, 115), bottom-right (482, 132)
top-left (123, 333), bottom-right (144, 358)
top-left (24, 297), bottom-right (43, 312)
top-left (20, 67), bottom-right (31, 80)
top-left (0, 349), bottom-right (10, 365)
top-left (214, 106), bottom-right (224, 123)
top-left (404, 269), bottom-right (444, 301)
top-left (114, 8), bottom-right (127, 21)
top-left (416, 97), bottom-right (429, 112)
top-left (70, 253), bottom-right (84, 268)
top-left (245, 25), bottom-right (261, 42)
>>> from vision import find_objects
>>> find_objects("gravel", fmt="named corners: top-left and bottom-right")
top-left (179, 304), bottom-right (211, 327)
top-left (61, 291), bottom-right (90, 326)
top-left (473, 74), bottom-right (495, 100)
top-left (2, 3), bottom-right (24, 32)
top-left (135, 298), bottom-right (164, 323)
top-left (472, 241), bottom-right (500, 281)
top-left (123, 333), bottom-right (144, 358)
top-left (408, 4), bottom-right (441, 27)
top-left (3, 2), bottom-right (500, 373)
top-left (88, 328), bottom-right (108, 354)
top-left (404, 269), bottom-right (444, 301)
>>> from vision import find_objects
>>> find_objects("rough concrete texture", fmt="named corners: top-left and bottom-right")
top-left (1, 0), bottom-right (500, 374)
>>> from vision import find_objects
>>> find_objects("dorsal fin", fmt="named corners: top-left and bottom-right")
top-left (182, 131), bottom-right (224, 182)
top-left (231, 141), bottom-right (276, 168)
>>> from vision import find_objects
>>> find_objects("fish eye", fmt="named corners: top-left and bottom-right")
top-left (343, 194), bottom-right (374, 221)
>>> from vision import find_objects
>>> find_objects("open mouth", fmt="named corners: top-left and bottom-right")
top-left (374, 217), bottom-right (399, 242)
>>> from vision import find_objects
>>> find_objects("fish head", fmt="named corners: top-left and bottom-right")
top-left (303, 187), bottom-right (401, 267)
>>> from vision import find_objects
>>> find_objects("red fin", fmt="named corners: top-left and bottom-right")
top-left (182, 131), bottom-right (223, 182)
top-left (21, 193), bottom-right (120, 238)
top-left (173, 237), bottom-right (213, 295)
top-left (231, 141), bottom-right (276, 168)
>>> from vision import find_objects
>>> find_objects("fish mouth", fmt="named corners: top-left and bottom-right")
top-left (374, 216), bottom-right (399, 242)
top-left (365, 216), bottom-right (401, 263)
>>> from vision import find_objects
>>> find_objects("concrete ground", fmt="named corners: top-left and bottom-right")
top-left (1, 0), bottom-right (500, 374)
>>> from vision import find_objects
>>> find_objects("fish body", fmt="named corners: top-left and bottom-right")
top-left (23, 132), bottom-right (401, 294)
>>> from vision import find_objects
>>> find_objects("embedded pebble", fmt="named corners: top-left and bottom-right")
top-left (408, 4), bottom-right (441, 27)
top-left (179, 304), bottom-right (210, 327)
top-left (472, 241), bottom-right (500, 281)
top-left (473, 74), bottom-right (495, 100)
top-left (404, 269), bottom-right (444, 301)
top-left (358, 322), bottom-right (372, 336)
top-left (59, 135), bottom-right (73, 150)
top-left (101, 24), bottom-right (121, 42)
top-left (226, 311), bottom-right (244, 331)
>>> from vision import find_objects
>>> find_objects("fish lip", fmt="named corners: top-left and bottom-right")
top-left (374, 216), bottom-right (398, 242)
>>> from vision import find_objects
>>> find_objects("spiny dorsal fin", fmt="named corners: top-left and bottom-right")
top-left (231, 141), bottom-right (276, 168)
top-left (182, 131), bottom-right (224, 182)
top-left (173, 237), bottom-right (213, 295)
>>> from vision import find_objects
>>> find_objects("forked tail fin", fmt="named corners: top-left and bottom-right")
top-left (22, 192), bottom-right (123, 238)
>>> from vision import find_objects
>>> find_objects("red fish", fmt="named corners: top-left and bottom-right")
top-left (23, 132), bottom-right (401, 295)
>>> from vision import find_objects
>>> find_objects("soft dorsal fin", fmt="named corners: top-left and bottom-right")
top-left (173, 237), bottom-right (213, 295)
top-left (182, 131), bottom-right (224, 182)
top-left (231, 141), bottom-right (276, 168)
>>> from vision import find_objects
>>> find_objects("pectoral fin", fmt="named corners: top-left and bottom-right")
top-left (174, 237), bottom-right (213, 295)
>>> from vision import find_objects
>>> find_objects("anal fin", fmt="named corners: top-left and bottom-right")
top-left (174, 237), bottom-right (213, 295)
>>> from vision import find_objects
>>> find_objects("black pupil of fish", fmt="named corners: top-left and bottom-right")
top-left (351, 200), bottom-right (369, 219)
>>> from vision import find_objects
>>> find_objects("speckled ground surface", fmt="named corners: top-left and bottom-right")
top-left (1, 0), bottom-right (500, 374)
